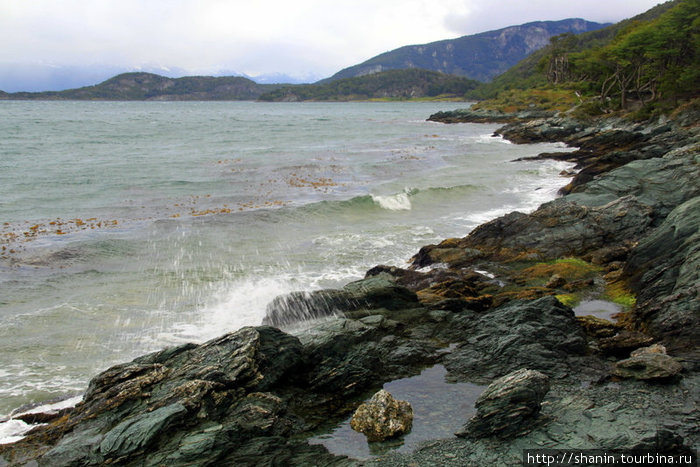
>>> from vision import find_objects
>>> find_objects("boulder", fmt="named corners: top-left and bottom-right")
top-left (456, 369), bottom-right (550, 439)
top-left (350, 390), bottom-right (413, 442)
top-left (612, 353), bottom-right (683, 381)
top-left (410, 195), bottom-right (654, 269)
top-left (630, 343), bottom-right (667, 357)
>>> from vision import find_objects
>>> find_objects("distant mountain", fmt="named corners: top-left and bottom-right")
top-left (251, 72), bottom-right (324, 85)
top-left (325, 18), bottom-right (608, 83)
top-left (258, 69), bottom-right (481, 102)
top-left (1, 72), bottom-right (282, 101)
top-left (0, 64), bottom-right (195, 93)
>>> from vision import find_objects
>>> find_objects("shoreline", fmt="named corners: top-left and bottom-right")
top-left (1, 108), bottom-right (698, 466)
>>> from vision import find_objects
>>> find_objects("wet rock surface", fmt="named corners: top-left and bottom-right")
top-left (2, 110), bottom-right (699, 466)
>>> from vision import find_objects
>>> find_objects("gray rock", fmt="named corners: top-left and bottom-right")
top-left (630, 343), bottom-right (667, 357)
top-left (28, 326), bottom-right (307, 466)
top-left (299, 318), bottom-right (439, 398)
top-left (598, 331), bottom-right (655, 357)
top-left (411, 195), bottom-right (655, 269)
top-left (443, 296), bottom-right (587, 383)
top-left (98, 403), bottom-right (187, 458)
top-left (624, 196), bottom-right (700, 350)
top-left (428, 108), bottom-right (557, 124)
top-left (613, 353), bottom-right (683, 381)
top-left (456, 369), bottom-right (550, 438)
top-left (350, 389), bottom-right (413, 442)
top-left (262, 289), bottom-right (356, 328)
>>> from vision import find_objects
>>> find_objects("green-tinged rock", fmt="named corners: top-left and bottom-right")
top-left (624, 196), bottom-right (700, 349)
top-left (443, 296), bottom-right (587, 383)
top-left (299, 318), bottom-right (439, 398)
top-left (99, 403), bottom-right (187, 459)
top-left (7, 326), bottom-right (306, 467)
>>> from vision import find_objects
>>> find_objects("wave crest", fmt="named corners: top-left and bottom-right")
top-left (371, 191), bottom-right (413, 211)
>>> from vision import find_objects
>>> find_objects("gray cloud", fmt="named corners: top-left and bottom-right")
top-left (0, 0), bottom-right (665, 91)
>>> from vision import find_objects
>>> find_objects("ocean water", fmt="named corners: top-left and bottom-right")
top-left (0, 101), bottom-right (574, 429)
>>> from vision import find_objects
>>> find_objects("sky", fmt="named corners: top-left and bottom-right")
top-left (1, 0), bottom-right (665, 91)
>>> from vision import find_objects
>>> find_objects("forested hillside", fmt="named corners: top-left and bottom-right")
top-left (258, 69), bottom-right (480, 101)
top-left (470, 0), bottom-right (699, 116)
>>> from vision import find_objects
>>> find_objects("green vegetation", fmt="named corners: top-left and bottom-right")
top-left (604, 281), bottom-right (637, 308)
top-left (554, 293), bottom-right (580, 308)
top-left (472, 86), bottom-right (581, 112)
top-left (468, 0), bottom-right (699, 116)
top-left (258, 69), bottom-right (480, 101)
top-left (567, 0), bottom-right (699, 114)
top-left (516, 257), bottom-right (601, 286)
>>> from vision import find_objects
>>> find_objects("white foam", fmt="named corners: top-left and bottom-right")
top-left (13, 395), bottom-right (82, 417)
top-left (166, 276), bottom-right (297, 343)
top-left (1, 395), bottom-right (82, 445)
top-left (474, 269), bottom-right (496, 279)
top-left (0, 419), bottom-right (35, 445)
top-left (470, 133), bottom-right (512, 144)
top-left (417, 262), bottom-right (449, 272)
top-left (371, 192), bottom-right (412, 211)
top-left (453, 205), bottom-right (517, 228)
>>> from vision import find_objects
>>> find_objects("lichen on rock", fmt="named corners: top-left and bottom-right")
top-left (350, 389), bottom-right (413, 442)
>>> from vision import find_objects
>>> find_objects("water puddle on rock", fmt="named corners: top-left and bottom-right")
top-left (573, 299), bottom-right (622, 321)
top-left (308, 364), bottom-right (484, 459)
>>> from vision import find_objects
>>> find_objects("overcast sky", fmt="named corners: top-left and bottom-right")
top-left (1, 0), bottom-right (664, 90)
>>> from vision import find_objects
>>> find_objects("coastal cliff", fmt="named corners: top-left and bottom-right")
top-left (1, 105), bottom-right (697, 466)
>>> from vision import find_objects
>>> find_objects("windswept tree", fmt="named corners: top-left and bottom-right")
top-left (557, 0), bottom-right (699, 111)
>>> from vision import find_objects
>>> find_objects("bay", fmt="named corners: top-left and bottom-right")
top-left (0, 101), bottom-right (574, 420)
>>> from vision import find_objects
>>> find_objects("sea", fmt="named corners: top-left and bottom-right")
top-left (0, 101), bottom-right (574, 442)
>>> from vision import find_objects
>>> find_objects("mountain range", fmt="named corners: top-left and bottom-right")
top-left (324, 18), bottom-right (608, 83)
top-left (1, 17), bottom-right (608, 99)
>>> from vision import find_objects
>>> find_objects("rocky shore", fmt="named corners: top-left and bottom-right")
top-left (1, 107), bottom-right (698, 466)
